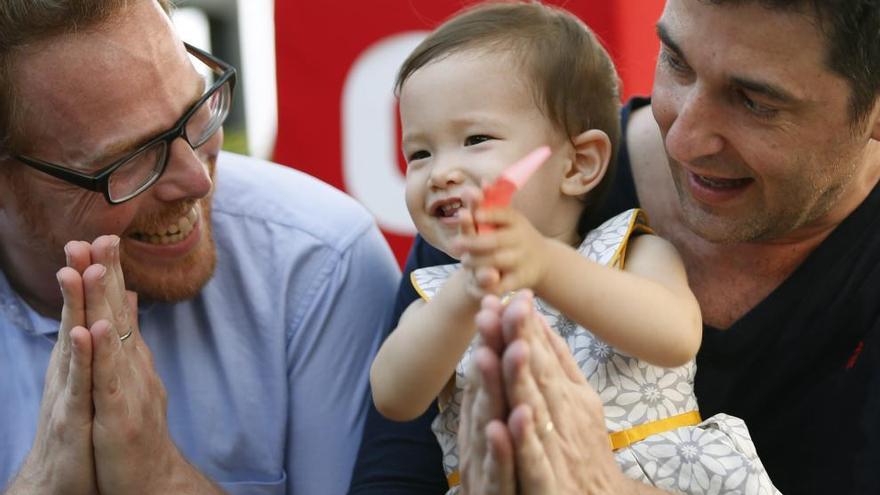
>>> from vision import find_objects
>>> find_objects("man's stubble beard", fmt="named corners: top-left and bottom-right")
top-left (120, 195), bottom-right (218, 303)
top-left (669, 156), bottom-right (855, 245)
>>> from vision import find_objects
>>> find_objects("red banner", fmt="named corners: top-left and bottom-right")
top-left (274, 1), bottom-right (665, 265)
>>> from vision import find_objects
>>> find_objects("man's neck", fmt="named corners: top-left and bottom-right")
top-left (0, 240), bottom-right (64, 320)
top-left (656, 217), bottom-right (827, 329)
top-left (626, 105), bottom-right (880, 329)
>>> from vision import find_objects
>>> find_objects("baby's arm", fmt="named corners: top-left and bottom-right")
top-left (461, 206), bottom-right (701, 367)
top-left (370, 268), bottom-right (483, 421)
top-left (536, 233), bottom-right (701, 367)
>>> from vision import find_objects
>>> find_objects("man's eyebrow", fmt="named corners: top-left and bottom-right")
top-left (656, 23), bottom-right (685, 61)
top-left (656, 21), bottom-right (797, 105)
top-left (730, 76), bottom-right (798, 104)
top-left (95, 75), bottom-right (207, 163)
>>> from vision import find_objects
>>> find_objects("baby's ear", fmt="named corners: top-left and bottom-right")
top-left (560, 129), bottom-right (610, 197)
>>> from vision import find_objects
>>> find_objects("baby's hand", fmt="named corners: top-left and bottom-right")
top-left (451, 187), bottom-right (501, 299)
top-left (456, 206), bottom-right (550, 295)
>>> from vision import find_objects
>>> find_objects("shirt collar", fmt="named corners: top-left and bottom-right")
top-left (0, 270), bottom-right (60, 337)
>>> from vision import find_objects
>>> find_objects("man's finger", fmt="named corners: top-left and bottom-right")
top-left (57, 267), bottom-right (85, 352)
top-left (483, 420), bottom-right (516, 495)
top-left (499, 290), bottom-right (530, 344)
top-left (67, 326), bottom-right (94, 409)
top-left (508, 404), bottom-right (557, 493)
top-left (501, 315), bottom-right (567, 464)
top-left (502, 293), bottom-right (565, 385)
top-left (64, 240), bottom-right (92, 274)
top-left (90, 319), bottom-right (128, 419)
top-left (82, 263), bottom-right (132, 343)
top-left (476, 346), bottom-right (508, 420)
top-left (475, 266), bottom-right (501, 292)
top-left (502, 341), bottom-right (552, 431)
top-left (89, 236), bottom-right (133, 336)
top-left (476, 297), bottom-right (504, 354)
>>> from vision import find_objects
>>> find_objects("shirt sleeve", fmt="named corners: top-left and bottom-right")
top-left (284, 221), bottom-right (400, 495)
top-left (348, 234), bottom-right (454, 494)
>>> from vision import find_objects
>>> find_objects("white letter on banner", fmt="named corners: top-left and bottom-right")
top-left (342, 32), bottom-right (426, 235)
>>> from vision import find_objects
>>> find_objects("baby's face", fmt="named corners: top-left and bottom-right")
top-left (399, 49), bottom-right (574, 256)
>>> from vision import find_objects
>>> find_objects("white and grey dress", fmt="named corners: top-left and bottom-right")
top-left (411, 209), bottom-right (780, 495)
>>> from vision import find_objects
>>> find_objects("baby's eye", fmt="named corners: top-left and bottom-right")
top-left (464, 135), bottom-right (494, 146)
top-left (407, 150), bottom-right (431, 162)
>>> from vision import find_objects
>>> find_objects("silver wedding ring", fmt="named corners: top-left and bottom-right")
top-left (119, 327), bottom-right (133, 342)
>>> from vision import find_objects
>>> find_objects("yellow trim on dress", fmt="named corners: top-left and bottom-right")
top-left (445, 410), bottom-right (701, 488)
top-left (608, 209), bottom-right (654, 270)
top-left (609, 410), bottom-right (702, 450)
top-left (410, 270), bottom-right (431, 302)
top-left (446, 470), bottom-right (461, 487)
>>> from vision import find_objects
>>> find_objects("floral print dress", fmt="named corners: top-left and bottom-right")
top-left (411, 209), bottom-right (780, 495)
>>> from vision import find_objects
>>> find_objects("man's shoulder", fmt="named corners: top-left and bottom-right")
top-left (212, 152), bottom-right (377, 249)
top-left (625, 103), bottom-right (666, 175)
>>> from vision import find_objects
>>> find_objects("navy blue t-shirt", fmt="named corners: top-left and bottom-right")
top-left (348, 97), bottom-right (880, 494)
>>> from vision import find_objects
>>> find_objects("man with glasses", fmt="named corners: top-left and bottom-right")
top-left (0, 1), bottom-right (399, 494)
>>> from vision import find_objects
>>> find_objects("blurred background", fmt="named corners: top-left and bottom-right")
top-left (172, 0), bottom-right (666, 265)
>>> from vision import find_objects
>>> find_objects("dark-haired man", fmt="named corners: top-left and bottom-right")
top-left (350, 0), bottom-right (880, 493)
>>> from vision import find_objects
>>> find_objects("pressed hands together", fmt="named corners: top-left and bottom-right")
top-left (6, 236), bottom-right (223, 495)
top-left (372, 184), bottom-right (691, 494)
top-left (372, 180), bottom-right (697, 493)
top-left (451, 191), bottom-right (670, 495)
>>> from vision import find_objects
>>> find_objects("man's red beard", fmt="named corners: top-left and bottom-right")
top-left (119, 195), bottom-right (217, 302)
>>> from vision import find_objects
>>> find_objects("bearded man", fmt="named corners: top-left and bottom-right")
top-left (0, 1), bottom-right (399, 494)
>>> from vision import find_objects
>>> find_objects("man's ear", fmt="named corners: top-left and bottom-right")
top-left (871, 102), bottom-right (880, 142)
top-left (560, 129), bottom-right (611, 197)
top-left (0, 157), bottom-right (10, 210)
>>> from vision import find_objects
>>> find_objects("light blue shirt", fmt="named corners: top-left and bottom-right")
top-left (0, 152), bottom-right (400, 494)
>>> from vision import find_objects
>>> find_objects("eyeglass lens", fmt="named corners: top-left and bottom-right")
top-left (108, 142), bottom-right (169, 202)
top-left (107, 78), bottom-right (231, 202)
top-left (186, 82), bottom-right (232, 148)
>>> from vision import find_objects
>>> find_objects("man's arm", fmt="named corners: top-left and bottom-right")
top-left (3, 252), bottom-right (97, 495)
top-left (285, 221), bottom-right (400, 494)
top-left (349, 234), bottom-right (452, 494)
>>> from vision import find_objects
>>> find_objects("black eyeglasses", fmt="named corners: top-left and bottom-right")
top-left (13, 42), bottom-right (237, 204)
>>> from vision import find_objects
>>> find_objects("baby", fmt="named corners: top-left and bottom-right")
top-left (371, 2), bottom-right (779, 494)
